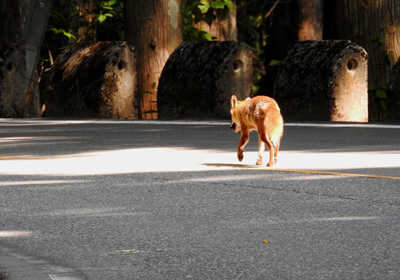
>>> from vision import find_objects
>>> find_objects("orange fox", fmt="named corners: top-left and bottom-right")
top-left (230, 95), bottom-right (284, 167)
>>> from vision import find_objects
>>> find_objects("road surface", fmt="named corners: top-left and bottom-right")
top-left (0, 119), bottom-right (399, 279)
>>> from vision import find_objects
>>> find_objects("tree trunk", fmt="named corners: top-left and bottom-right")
top-left (297, 0), bottom-right (323, 41)
top-left (388, 58), bottom-right (400, 121)
top-left (0, 0), bottom-right (23, 44)
top-left (125, 0), bottom-right (183, 119)
top-left (75, 0), bottom-right (95, 40)
top-left (0, 45), bottom-right (27, 117)
top-left (0, 0), bottom-right (50, 117)
top-left (325, 0), bottom-right (400, 121)
top-left (0, 1), bottom-right (24, 117)
top-left (193, 3), bottom-right (237, 41)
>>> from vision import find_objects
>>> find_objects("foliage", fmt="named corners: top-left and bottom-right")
top-left (46, 0), bottom-right (123, 51)
top-left (182, 0), bottom-right (234, 41)
top-left (368, 83), bottom-right (388, 121)
top-left (235, 0), bottom-right (281, 94)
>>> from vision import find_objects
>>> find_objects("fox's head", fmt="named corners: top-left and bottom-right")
top-left (230, 95), bottom-right (241, 133)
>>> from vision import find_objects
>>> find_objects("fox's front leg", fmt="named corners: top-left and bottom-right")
top-left (237, 132), bottom-right (249, 162)
top-left (256, 135), bottom-right (265, 165)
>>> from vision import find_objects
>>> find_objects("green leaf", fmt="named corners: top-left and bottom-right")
top-left (372, 35), bottom-right (385, 44)
top-left (368, 84), bottom-right (376, 91)
top-left (223, 0), bottom-right (234, 10)
top-left (211, 0), bottom-right (225, 9)
top-left (387, 53), bottom-right (394, 64)
top-left (98, 14), bottom-right (107, 23)
top-left (375, 89), bottom-right (387, 99)
top-left (198, 31), bottom-right (213, 41)
top-left (198, 0), bottom-right (210, 13)
top-left (49, 27), bottom-right (76, 40)
top-left (64, 31), bottom-right (77, 40)
top-left (151, 82), bottom-right (156, 89)
top-left (198, 4), bottom-right (209, 13)
top-left (142, 91), bottom-right (154, 94)
top-left (144, 110), bottom-right (158, 114)
top-left (252, 85), bottom-right (260, 95)
top-left (203, 33), bottom-right (213, 41)
top-left (201, 0), bottom-right (210, 7)
top-left (268, 59), bottom-right (281, 67)
top-left (380, 99), bottom-right (387, 110)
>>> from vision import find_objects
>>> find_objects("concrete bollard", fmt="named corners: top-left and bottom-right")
top-left (157, 41), bottom-right (253, 119)
top-left (273, 40), bottom-right (368, 122)
top-left (46, 41), bottom-right (138, 119)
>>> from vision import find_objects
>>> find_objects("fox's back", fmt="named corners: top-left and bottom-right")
top-left (248, 96), bottom-right (283, 141)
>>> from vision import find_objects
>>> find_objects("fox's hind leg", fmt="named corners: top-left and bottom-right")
top-left (264, 140), bottom-right (275, 167)
top-left (258, 130), bottom-right (275, 167)
top-left (256, 135), bottom-right (265, 165)
top-left (273, 141), bottom-right (280, 164)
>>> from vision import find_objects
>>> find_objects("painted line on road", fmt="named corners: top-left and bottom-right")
top-left (270, 168), bottom-right (400, 181)
top-left (0, 156), bottom-right (53, 160)
top-left (204, 164), bottom-right (400, 180)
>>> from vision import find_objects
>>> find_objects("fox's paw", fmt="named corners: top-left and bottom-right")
top-left (267, 157), bottom-right (278, 167)
top-left (237, 152), bottom-right (244, 162)
top-left (256, 159), bottom-right (263, 165)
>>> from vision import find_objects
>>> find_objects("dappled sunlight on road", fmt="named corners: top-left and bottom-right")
top-left (277, 150), bottom-right (400, 170)
top-left (0, 147), bottom-right (232, 175)
top-left (0, 231), bottom-right (34, 238)
top-left (0, 146), bottom-right (399, 179)
top-left (0, 179), bottom-right (84, 187)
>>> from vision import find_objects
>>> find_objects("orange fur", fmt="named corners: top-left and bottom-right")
top-left (230, 95), bottom-right (284, 167)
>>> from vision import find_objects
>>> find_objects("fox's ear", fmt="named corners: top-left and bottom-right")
top-left (231, 95), bottom-right (238, 109)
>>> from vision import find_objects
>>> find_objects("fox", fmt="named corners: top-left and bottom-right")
top-left (230, 95), bottom-right (284, 167)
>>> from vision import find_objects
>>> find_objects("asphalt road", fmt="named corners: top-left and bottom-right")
top-left (0, 119), bottom-right (399, 280)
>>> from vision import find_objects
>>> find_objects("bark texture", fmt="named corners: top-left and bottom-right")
top-left (0, 0), bottom-right (44, 117)
top-left (388, 58), bottom-right (400, 121)
top-left (193, 3), bottom-right (237, 41)
top-left (125, 0), bottom-right (183, 119)
top-left (0, 0), bottom-right (23, 44)
top-left (46, 41), bottom-right (137, 119)
top-left (0, 44), bottom-right (27, 117)
top-left (158, 41), bottom-right (253, 119)
top-left (297, 0), bottom-right (323, 41)
top-left (274, 40), bottom-right (368, 122)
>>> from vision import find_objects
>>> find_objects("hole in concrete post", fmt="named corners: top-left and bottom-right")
top-left (118, 61), bottom-right (126, 70)
top-left (233, 59), bottom-right (243, 72)
top-left (6, 63), bottom-right (14, 72)
top-left (347, 59), bottom-right (358, 70)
